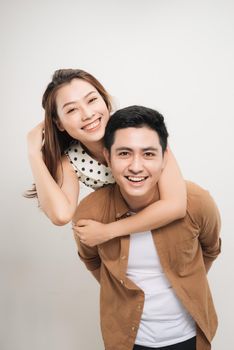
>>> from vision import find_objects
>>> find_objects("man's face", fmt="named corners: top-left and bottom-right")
top-left (105, 126), bottom-right (167, 211)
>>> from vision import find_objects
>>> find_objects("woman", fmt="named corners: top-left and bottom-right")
top-left (26, 69), bottom-right (186, 247)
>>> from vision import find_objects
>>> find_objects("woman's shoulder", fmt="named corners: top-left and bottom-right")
top-left (65, 142), bottom-right (115, 190)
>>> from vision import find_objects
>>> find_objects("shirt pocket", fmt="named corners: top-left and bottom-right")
top-left (174, 236), bottom-right (199, 277)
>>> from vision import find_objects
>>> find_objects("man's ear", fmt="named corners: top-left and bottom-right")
top-left (53, 118), bottom-right (65, 132)
top-left (103, 148), bottom-right (111, 168)
top-left (162, 147), bottom-right (169, 170)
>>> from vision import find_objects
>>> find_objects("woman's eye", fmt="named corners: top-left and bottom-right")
top-left (67, 108), bottom-right (76, 114)
top-left (89, 97), bottom-right (97, 103)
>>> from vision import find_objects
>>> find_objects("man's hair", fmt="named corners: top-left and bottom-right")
top-left (104, 105), bottom-right (169, 153)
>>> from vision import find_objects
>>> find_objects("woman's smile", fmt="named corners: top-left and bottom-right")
top-left (82, 117), bottom-right (102, 132)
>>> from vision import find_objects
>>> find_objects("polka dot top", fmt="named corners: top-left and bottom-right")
top-left (65, 142), bottom-right (115, 190)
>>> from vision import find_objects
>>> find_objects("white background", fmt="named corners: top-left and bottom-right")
top-left (1, 0), bottom-right (234, 349)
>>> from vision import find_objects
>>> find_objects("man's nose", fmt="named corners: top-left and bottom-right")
top-left (128, 156), bottom-right (143, 173)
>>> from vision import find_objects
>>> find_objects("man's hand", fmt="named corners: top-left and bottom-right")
top-left (72, 219), bottom-right (114, 247)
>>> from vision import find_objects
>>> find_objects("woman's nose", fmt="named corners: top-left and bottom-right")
top-left (81, 106), bottom-right (95, 121)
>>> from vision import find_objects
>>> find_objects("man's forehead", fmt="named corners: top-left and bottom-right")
top-left (112, 127), bottom-right (161, 147)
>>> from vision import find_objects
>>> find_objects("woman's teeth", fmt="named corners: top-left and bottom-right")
top-left (83, 119), bottom-right (100, 131)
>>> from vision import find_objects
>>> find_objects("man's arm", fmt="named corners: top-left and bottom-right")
top-left (197, 189), bottom-right (221, 272)
top-left (91, 268), bottom-right (101, 282)
top-left (71, 191), bottom-right (108, 281)
top-left (73, 230), bottom-right (101, 275)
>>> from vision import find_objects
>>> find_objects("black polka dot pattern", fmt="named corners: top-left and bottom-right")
top-left (65, 142), bottom-right (115, 190)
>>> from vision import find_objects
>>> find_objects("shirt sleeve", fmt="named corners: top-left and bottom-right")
top-left (72, 192), bottom-right (104, 272)
top-left (197, 190), bottom-right (222, 272)
top-left (73, 232), bottom-right (101, 271)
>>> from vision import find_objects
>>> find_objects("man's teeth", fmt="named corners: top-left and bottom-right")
top-left (84, 119), bottom-right (100, 130)
top-left (127, 176), bottom-right (145, 182)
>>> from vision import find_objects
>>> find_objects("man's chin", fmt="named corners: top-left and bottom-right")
top-left (121, 187), bottom-right (150, 201)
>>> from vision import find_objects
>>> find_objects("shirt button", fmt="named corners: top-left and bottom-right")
top-left (131, 326), bottom-right (136, 331)
top-left (121, 255), bottom-right (126, 260)
top-left (137, 304), bottom-right (141, 310)
top-left (120, 279), bottom-right (124, 285)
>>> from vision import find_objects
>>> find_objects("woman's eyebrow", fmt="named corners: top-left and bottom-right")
top-left (62, 91), bottom-right (97, 109)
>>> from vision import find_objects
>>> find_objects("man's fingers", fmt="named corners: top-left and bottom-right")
top-left (72, 224), bottom-right (83, 232)
top-left (74, 230), bottom-right (86, 242)
top-left (77, 219), bottom-right (89, 226)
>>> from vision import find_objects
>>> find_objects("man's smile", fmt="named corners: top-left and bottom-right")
top-left (125, 176), bottom-right (149, 183)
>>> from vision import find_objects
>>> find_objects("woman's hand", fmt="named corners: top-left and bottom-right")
top-left (72, 219), bottom-right (114, 247)
top-left (27, 122), bottom-right (45, 157)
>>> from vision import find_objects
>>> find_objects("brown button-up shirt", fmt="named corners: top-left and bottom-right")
top-left (73, 181), bottom-right (221, 350)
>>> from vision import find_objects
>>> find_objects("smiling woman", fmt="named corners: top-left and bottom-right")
top-left (55, 79), bottom-right (110, 149)
top-left (25, 68), bottom-right (187, 245)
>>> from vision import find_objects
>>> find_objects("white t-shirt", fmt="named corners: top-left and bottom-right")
top-left (126, 230), bottom-right (196, 347)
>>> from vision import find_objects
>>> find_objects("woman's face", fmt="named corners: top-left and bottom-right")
top-left (55, 78), bottom-right (110, 144)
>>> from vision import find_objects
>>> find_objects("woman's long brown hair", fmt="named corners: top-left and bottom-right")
top-left (25, 69), bottom-right (112, 198)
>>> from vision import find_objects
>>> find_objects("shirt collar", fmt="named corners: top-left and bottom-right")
top-left (113, 185), bottom-right (132, 220)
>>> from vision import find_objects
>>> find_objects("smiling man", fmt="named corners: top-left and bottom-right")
top-left (73, 105), bottom-right (221, 350)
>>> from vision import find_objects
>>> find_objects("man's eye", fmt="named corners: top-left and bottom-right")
top-left (118, 152), bottom-right (129, 156)
top-left (144, 152), bottom-right (155, 157)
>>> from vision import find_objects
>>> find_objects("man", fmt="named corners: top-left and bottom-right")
top-left (73, 105), bottom-right (221, 350)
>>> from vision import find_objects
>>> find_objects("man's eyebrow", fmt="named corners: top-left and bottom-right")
top-left (115, 147), bottom-right (159, 152)
top-left (115, 147), bottom-right (132, 151)
top-left (142, 147), bottom-right (159, 152)
top-left (62, 91), bottom-right (97, 109)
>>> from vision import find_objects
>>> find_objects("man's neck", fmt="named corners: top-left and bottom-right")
top-left (120, 186), bottom-right (160, 213)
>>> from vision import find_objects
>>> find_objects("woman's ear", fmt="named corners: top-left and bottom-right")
top-left (103, 148), bottom-right (111, 167)
top-left (54, 118), bottom-right (65, 132)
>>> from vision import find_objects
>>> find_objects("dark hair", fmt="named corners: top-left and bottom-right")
top-left (25, 68), bottom-right (113, 198)
top-left (104, 105), bottom-right (169, 152)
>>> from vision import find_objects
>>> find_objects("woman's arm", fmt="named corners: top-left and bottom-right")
top-left (74, 148), bottom-right (186, 246)
top-left (27, 123), bottom-right (79, 225)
